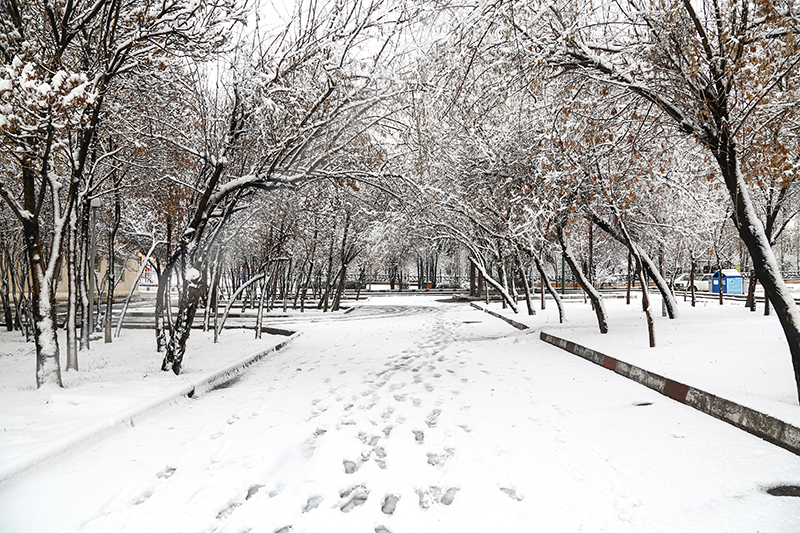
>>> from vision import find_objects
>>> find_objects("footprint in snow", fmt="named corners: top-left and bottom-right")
top-left (382, 494), bottom-right (400, 515)
top-left (416, 486), bottom-right (440, 508)
top-left (416, 486), bottom-right (459, 508)
top-left (340, 485), bottom-right (369, 512)
top-left (302, 495), bottom-right (322, 513)
top-left (441, 487), bottom-right (459, 505)
top-left (425, 409), bottom-right (441, 428)
top-left (216, 500), bottom-right (240, 519)
top-left (413, 430), bottom-right (425, 444)
top-left (133, 488), bottom-right (155, 506)
top-left (156, 466), bottom-right (176, 479)
top-left (427, 448), bottom-right (454, 466)
top-left (500, 487), bottom-right (525, 501)
top-left (246, 484), bottom-right (264, 500)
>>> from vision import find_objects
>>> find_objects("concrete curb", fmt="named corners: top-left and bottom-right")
top-left (470, 302), bottom-right (530, 331)
top-left (0, 331), bottom-right (303, 487)
top-left (539, 332), bottom-right (800, 457)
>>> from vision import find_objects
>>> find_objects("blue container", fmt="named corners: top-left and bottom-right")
top-left (711, 269), bottom-right (743, 295)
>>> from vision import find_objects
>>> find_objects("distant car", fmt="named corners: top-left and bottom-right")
top-left (673, 273), bottom-right (692, 291)
top-left (694, 274), bottom-right (713, 291)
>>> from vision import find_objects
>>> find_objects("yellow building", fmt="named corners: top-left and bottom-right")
top-left (54, 256), bottom-right (141, 301)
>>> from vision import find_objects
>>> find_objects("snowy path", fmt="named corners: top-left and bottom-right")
top-left (2, 296), bottom-right (800, 532)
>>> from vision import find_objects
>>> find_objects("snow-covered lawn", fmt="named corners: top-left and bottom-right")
top-left (1, 295), bottom-right (800, 532)
top-left (0, 327), bottom-right (288, 467)
top-left (478, 292), bottom-right (800, 428)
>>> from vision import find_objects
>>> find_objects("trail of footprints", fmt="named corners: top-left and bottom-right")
top-left (204, 312), bottom-right (523, 531)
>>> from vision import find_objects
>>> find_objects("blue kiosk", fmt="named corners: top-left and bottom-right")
top-left (711, 269), bottom-right (743, 295)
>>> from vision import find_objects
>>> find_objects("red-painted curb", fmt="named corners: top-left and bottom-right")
top-left (539, 331), bottom-right (800, 457)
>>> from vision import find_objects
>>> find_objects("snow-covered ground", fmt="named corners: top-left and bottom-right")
top-left (1, 295), bottom-right (800, 532)
top-left (481, 292), bottom-right (800, 428)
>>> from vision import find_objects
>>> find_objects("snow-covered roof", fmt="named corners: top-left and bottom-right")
top-left (717, 269), bottom-right (742, 277)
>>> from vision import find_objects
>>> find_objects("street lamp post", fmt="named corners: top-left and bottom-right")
top-left (88, 197), bottom-right (101, 335)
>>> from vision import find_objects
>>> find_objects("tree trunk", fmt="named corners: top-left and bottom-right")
top-left (162, 265), bottom-right (203, 375)
top-left (617, 213), bottom-right (655, 348)
top-left (626, 249), bottom-right (632, 305)
top-left (293, 262), bottom-right (304, 309)
top-left (516, 253), bottom-right (535, 316)
top-left (746, 269), bottom-right (757, 312)
top-left (588, 213), bottom-right (678, 318)
top-left (498, 252), bottom-right (508, 310)
top-left (532, 253), bottom-right (563, 323)
top-left (22, 217), bottom-right (63, 388)
top-left (255, 276), bottom-right (268, 339)
top-left (690, 254), bottom-right (697, 307)
top-left (539, 256), bottom-right (546, 310)
top-left (66, 208), bottom-right (79, 371)
top-left (282, 259), bottom-right (292, 313)
top-left (332, 214), bottom-right (351, 312)
top-left (301, 261), bottom-right (314, 313)
top-left (79, 199), bottom-right (91, 350)
top-left (468, 256), bottom-right (518, 313)
top-left (331, 264), bottom-right (348, 311)
top-left (104, 170), bottom-right (121, 343)
top-left (116, 240), bottom-right (160, 337)
top-left (470, 262), bottom-right (476, 297)
top-left (154, 262), bottom-right (172, 353)
top-left (321, 229), bottom-right (336, 312)
top-left (557, 226), bottom-right (607, 334)
top-left (355, 267), bottom-right (364, 301)
top-left (215, 272), bottom-right (266, 337)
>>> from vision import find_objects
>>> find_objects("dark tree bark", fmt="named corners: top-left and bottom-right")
top-left (515, 253), bottom-right (536, 316)
top-left (617, 212), bottom-right (655, 347)
top-left (332, 213), bottom-right (354, 312)
top-left (104, 174), bottom-right (121, 344)
top-left (557, 226), bottom-right (608, 334)
top-left (532, 253), bottom-right (564, 323)
top-left (626, 249), bottom-right (632, 306)
top-left (468, 256), bottom-right (518, 313)
top-left (587, 213), bottom-right (678, 318)
top-left (66, 206), bottom-right (79, 371)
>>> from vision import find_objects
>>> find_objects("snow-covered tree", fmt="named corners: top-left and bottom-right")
top-left (0, 0), bottom-right (239, 387)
